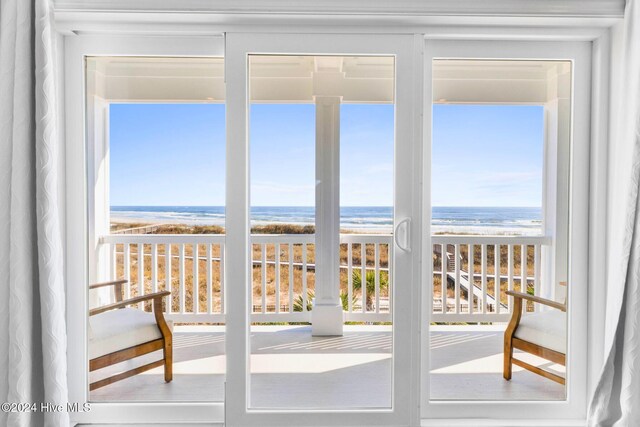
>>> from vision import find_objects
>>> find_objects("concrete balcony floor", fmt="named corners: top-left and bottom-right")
top-left (90, 324), bottom-right (565, 405)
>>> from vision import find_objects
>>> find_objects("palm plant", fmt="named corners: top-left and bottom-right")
top-left (293, 289), bottom-right (357, 312)
top-left (340, 291), bottom-right (358, 312)
top-left (293, 290), bottom-right (315, 312)
top-left (352, 270), bottom-right (388, 311)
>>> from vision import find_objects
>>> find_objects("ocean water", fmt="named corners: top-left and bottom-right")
top-left (111, 206), bottom-right (542, 234)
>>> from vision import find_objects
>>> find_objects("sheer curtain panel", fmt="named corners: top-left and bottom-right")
top-left (588, 0), bottom-right (640, 426)
top-left (0, 0), bottom-right (69, 426)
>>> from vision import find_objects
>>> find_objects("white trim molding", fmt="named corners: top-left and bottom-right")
top-left (54, 0), bottom-right (624, 17)
top-left (421, 419), bottom-right (586, 427)
top-left (53, 1), bottom-right (623, 37)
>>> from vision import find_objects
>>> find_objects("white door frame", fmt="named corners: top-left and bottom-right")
top-left (64, 34), bottom-right (226, 425)
top-left (421, 40), bottom-right (592, 423)
top-left (61, 27), bottom-right (609, 427)
top-left (224, 32), bottom-right (424, 427)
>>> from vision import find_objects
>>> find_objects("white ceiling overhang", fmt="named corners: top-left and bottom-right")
top-left (433, 60), bottom-right (572, 104)
top-left (88, 56), bottom-right (569, 105)
top-left (87, 55), bottom-right (397, 104)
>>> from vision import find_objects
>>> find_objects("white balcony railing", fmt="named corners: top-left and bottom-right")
top-left (101, 234), bottom-right (226, 323)
top-left (431, 235), bottom-right (551, 323)
top-left (98, 233), bottom-right (549, 324)
top-left (99, 233), bottom-right (393, 323)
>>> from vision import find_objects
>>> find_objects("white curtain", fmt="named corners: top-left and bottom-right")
top-left (588, 0), bottom-right (640, 426)
top-left (0, 0), bottom-right (70, 426)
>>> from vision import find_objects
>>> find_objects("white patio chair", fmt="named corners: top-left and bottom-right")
top-left (503, 283), bottom-right (567, 385)
top-left (88, 280), bottom-right (173, 390)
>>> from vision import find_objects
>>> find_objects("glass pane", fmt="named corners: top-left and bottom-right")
top-left (248, 54), bottom-right (395, 409)
top-left (86, 56), bottom-right (226, 402)
top-left (429, 60), bottom-right (571, 401)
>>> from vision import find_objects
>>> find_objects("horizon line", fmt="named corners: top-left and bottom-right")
top-left (110, 205), bottom-right (543, 209)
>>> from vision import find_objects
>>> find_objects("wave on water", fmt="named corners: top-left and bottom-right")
top-left (111, 205), bottom-right (542, 234)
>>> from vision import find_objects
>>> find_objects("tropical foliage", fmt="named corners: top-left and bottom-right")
top-left (293, 270), bottom-right (388, 313)
top-left (293, 289), bottom-right (357, 312)
top-left (352, 270), bottom-right (388, 311)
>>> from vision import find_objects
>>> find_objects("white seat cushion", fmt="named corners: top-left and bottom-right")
top-left (89, 308), bottom-right (173, 360)
top-left (514, 310), bottom-right (566, 354)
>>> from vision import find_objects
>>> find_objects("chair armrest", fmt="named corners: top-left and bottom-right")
top-left (89, 279), bottom-right (128, 290)
top-left (89, 291), bottom-right (171, 316)
top-left (89, 280), bottom-right (127, 303)
top-left (505, 290), bottom-right (566, 312)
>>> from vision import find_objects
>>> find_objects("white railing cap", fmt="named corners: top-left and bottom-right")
top-left (430, 235), bottom-right (551, 245)
top-left (102, 233), bottom-right (549, 246)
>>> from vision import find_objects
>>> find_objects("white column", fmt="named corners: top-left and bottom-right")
top-left (312, 96), bottom-right (343, 336)
top-left (541, 63), bottom-right (571, 304)
top-left (87, 92), bottom-right (111, 308)
top-left (541, 101), bottom-right (558, 303)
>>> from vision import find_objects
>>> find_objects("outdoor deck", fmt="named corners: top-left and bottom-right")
top-left (92, 233), bottom-right (564, 404)
top-left (90, 324), bottom-right (565, 404)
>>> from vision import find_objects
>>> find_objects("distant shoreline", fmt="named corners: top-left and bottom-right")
top-left (110, 217), bottom-right (392, 234)
top-left (110, 205), bottom-right (542, 235)
top-left (110, 218), bottom-right (542, 236)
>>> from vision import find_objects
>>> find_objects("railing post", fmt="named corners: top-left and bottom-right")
top-left (312, 95), bottom-right (343, 336)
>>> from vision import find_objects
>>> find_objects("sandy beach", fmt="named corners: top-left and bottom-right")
top-left (111, 216), bottom-right (540, 236)
top-left (110, 216), bottom-right (393, 234)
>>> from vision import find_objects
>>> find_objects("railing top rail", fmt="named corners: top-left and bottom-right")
top-left (431, 235), bottom-right (551, 245)
top-left (340, 234), bottom-right (392, 244)
top-left (101, 233), bottom-right (395, 245)
top-left (250, 234), bottom-right (315, 244)
top-left (101, 233), bottom-right (546, 246)
top-left (100, 234), bottom-right (226, 244)
top-left (111, 224), bottom-right (162, 235)
top-left (251, 234), bottom-right (392, 244)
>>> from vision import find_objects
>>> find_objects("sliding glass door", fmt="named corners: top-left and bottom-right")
top-left (85, 56), bottom-right (227, 405)
top-left (421, 39), bottom-right (591, 421)
top-left (247, 54), bottom-right (396, 410)
top-left (224, 33), bottom-right (422, 426)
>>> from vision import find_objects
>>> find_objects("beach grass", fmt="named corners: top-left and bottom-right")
top-left (110, 221), bottom-right (535, 319)
top-left (111, 222), bottom-right (389, 317)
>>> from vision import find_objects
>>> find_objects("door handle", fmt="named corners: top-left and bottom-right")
top-left (394, 218), bottom-right (411, 252)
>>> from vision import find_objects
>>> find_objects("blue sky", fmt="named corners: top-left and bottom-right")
top-left (110, 104), bottom-right (226, 206)
top-left (110, 103), bottom-right (542, 207)
top-left (432, 104), bottom-right (543, 207)
top-left (249, 104), bottom-right (395, 206)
